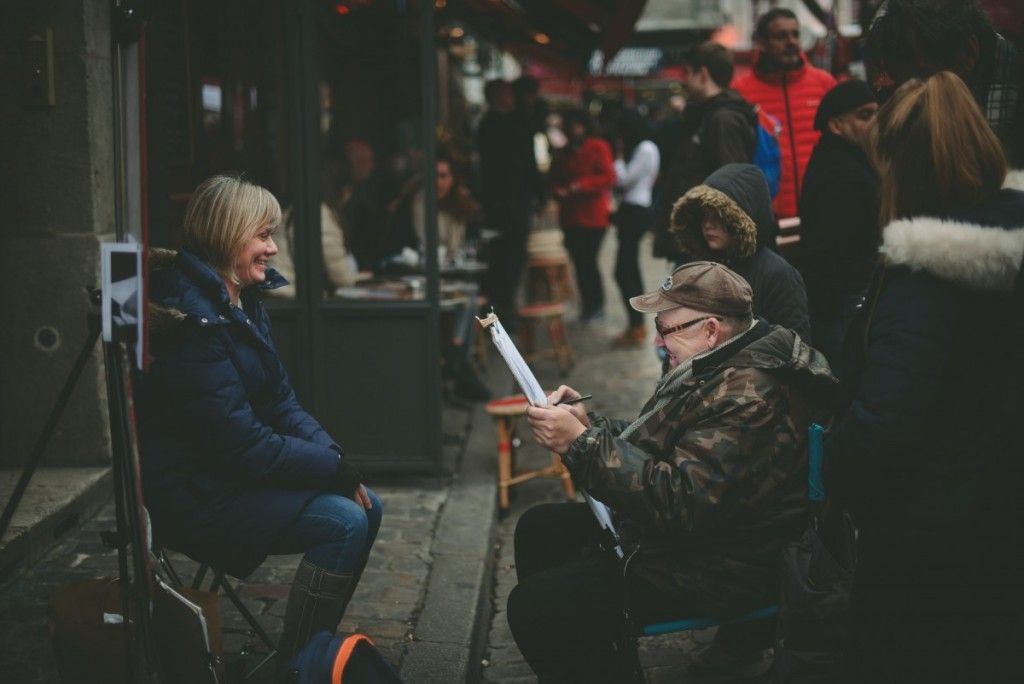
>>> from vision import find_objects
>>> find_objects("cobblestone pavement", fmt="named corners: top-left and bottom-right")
top-left (480, 233), bottom-right (746, 683)
top-left (0, 478), bottom-right (456, 683)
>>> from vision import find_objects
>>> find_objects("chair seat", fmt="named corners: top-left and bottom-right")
top-left (518, 302), bottom-right (566, 318)
top-left (641, 605), bottom-right (779, 637)
top-left (485, 395), bottom-right (530, 416)
top-left (527, 254), bottom-right (570, 267)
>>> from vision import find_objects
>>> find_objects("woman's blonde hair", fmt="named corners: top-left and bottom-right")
top-left (182, 175), bottom-right (281, 283)
top-left (873, 71), bottom-right (1007, 225)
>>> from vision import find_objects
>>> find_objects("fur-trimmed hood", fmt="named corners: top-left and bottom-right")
top-left (880, 188), bottom-right (1024, 291)
top-left (669, 163), bottom-right (775, 261)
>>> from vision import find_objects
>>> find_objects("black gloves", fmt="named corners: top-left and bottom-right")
top-left (334, 457), bottom-right (363, 499)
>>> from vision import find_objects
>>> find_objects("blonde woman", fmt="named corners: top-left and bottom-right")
top-left (826, 72), bottom-right (1024, 682)
top-left (139, 175), bottom-right (382, 665)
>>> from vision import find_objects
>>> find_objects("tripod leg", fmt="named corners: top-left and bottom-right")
top-left (0, 318), bottom-right (101, 542)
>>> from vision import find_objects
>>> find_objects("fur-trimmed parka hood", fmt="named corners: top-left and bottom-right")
top-left (880, 188), bottom-right (1024, 291)
top-left (147, 246), bottom-right (287, 339)
top-left (669, 163), bottom-right (776, 261)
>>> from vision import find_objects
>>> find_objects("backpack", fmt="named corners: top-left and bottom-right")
top-left (753, 106), bottom-right (782, 199)
top-left (287, 631), bottom-right (403, 684)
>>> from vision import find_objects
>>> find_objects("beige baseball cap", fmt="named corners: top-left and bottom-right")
top-left (630, 261), bottom-right (753, 317)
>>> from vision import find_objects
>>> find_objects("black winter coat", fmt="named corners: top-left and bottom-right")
top-left (138, 249), bottom-right (343, 578)
top-left (653, 91), bottom-right (757, 259)
top-left (798, 132), bottom-right (879, 310)
top-left (826, 189), bottom-right (1024, 679)
top-left (669, 163), bottom-right (812, 342)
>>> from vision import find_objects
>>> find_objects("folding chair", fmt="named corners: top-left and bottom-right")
top-left (159, 552), bottom-right (278, 680)
top-left (637, 423), bottom-right (825, 639)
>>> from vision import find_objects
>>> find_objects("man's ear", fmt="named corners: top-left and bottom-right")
top-left (705, 317), bottom-right (722, 348)
top-left (827, 117), bottom-right (843, 137)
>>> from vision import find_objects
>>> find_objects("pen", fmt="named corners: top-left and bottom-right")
top-left (555, 394), bottom-right (592, 406)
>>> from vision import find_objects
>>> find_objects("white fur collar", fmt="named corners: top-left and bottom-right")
top-left (1004, 169), bottom-right (1024, 192)
top-left (881, 217), bottom-right (1024, 291)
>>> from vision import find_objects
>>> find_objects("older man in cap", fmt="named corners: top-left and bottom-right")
top-left (506, 262), bottom-right (836, 682)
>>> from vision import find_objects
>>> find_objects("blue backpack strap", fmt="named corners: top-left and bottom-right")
top-left (808, 423), bottom-right (825, 503)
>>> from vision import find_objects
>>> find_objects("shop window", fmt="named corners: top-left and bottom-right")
top-left (147, 0), bottom-right (297, 295)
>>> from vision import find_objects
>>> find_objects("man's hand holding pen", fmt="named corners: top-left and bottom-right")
top-left (527, 385), bottom-right (590, 454)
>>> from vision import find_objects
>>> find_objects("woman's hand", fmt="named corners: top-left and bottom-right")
top-left (527, 405), bottom-right (587, 454)
top-left (355, 484), bottom-right (372, 510)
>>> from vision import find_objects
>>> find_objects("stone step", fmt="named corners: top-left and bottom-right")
top-left (0, 467), bottom-right (111, 581)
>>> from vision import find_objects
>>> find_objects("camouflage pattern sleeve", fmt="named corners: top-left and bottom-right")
top-left (587, 413), bottom-right (632, 436)
top-left (562, 369), bottom-right (797, 536)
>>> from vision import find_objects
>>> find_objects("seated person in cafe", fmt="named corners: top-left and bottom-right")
top-left (390, 149), bottom-right (491, 402)
top-left (267, 156), bottom-right (360, 299)
top-left (507, 262), bottom-right (835, 682)
top-left (139, 175), bottom-right (382, 666)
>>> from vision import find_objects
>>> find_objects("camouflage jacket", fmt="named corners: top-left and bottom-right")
top-left (563, 321), bottom-right (835, 614)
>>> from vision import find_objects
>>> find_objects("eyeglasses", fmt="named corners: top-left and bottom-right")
top-left (654, 315), bottom-right (721, 338)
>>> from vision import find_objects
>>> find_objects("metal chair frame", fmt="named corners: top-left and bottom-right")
top-left (159, 552), bottom-right (278, 680)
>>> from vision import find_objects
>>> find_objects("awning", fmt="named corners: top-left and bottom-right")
top-left (442, 0), bottom-right (649, 74)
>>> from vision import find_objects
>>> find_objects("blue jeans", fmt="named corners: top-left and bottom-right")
top-left (269, 488), bottom-right (383, 573)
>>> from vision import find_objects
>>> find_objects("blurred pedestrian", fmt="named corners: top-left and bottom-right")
top-left (734, 8), bottom-right (837, 219)
top-left (866, 0), bottom-right (1023, 165)
top-left (477, 79), bottom-right (542, 331)
top-left (611, 109), bottom-right (660, 346)
top-left (827, 72), bottom-right (1024, 683)
top-left (799, 80), bottom-right (879, 375)
top-left (669, 163), bottom-right (810, 342)
top-left (551, 108), bottom-right (617, 324)
top-left (654, 42), bottom-right (758, 261)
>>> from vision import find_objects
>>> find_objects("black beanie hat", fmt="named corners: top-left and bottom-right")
top-left (814, 79), bottom-right (877, 132)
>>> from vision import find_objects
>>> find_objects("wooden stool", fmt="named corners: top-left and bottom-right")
top-left (526, 254), bottom-right (575, 303)
top-left (484, 395), bottom-right (576, 510)
top-left (517, 302), bottom-right (574, 375)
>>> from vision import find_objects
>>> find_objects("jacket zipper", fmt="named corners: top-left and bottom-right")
top-left (781, 73), bottom-right (801, 207)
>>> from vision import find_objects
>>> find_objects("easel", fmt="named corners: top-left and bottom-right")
top-left (0, 298), bottom-right (159, 681)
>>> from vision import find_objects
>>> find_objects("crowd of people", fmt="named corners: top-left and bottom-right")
top-left (135, 0), bottom-right (1022, 681)
top-left (507, 1), bottom-right (1023, 682)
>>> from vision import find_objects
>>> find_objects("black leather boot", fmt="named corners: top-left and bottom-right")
top-left (277, 559), bottom-right (356, 666)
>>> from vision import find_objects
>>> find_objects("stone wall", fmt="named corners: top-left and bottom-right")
top-left (0, 1), bottom-right (113, 466)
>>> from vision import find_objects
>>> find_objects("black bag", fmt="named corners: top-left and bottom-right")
top-left (773, 505), bottom-right (856, 684)
top-left (286, 630), bottom-right (402, 684)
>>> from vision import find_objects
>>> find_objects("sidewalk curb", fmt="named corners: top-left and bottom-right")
top-left (0, 467), bottom-right (112, 583)
top-left (400, 406), bottom-right (499, 683)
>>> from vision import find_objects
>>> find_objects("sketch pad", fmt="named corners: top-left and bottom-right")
top-left (477, 312), bottom-right (624, 558)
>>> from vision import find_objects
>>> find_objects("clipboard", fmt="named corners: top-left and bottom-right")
top-left (477, 312), bottom-right (625, 558)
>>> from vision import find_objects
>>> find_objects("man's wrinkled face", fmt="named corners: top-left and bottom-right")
top-left (829, 102), bottom-right (878, 148)
top-left (761, 18), bottom-right (802, 69)
top-left (654, 306), bottom-right (718, 369)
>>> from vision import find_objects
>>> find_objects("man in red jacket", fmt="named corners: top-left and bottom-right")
top-left (734, 8), bottom-right (836, 219)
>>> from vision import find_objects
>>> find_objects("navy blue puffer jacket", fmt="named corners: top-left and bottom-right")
top-left (138, 248), bottom-right (342, 577)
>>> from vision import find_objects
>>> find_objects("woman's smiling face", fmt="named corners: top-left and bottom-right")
top-left (233, 224), bottom-right (278, 289)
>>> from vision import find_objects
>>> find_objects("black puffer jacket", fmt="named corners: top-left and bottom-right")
top-left (670, 163), bottom-right (811, 342)
top-left (827, 188), bottom-right (1024, 679)
top-left (798, 132), bottom-right (879, 310)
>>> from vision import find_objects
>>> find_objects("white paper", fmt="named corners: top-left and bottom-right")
top-left (478, 312), bottom-right (624, 558)
top-left (484, 316), bottom-right (548, 406)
